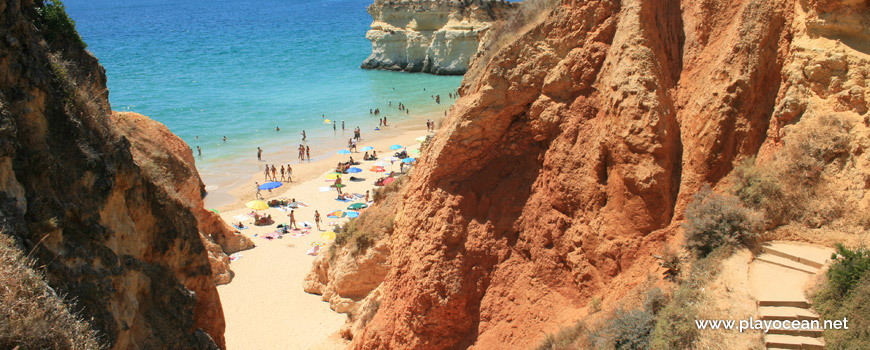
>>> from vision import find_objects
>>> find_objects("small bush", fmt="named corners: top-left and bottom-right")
top-left (683, 185), bottom-right (762, 258)
top-left (825, 244), bottom-right (870, 297)
top-left (778, 114), bottom-right (851, 186)
top-left (590, 296), bottom-right (602, 313)
top-left (731, 159), bottom-right (790, 226)
top-left (813, 245), bottom-right (870, 349)
top-left (655, 248), bottom-right (681, 282)
top-left (35, 0), bottom-right (87, 49)
top-left (0, 233), bottom-right (102, 350)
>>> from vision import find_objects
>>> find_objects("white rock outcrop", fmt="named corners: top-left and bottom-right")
top-left (361, 0), bottom-right (516, 75)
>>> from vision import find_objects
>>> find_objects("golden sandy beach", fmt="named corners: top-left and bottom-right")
top-left (216, 126), bottom-right (430, 349)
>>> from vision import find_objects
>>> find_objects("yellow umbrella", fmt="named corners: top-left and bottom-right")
top-left (245, 200), bottom-right (269, 210)
top-left (320, 231), bottom-right (337, 240)
top-left (326, 173), bottom-right (342, 180)
top-left (415, 136), bottom-right (427, 143)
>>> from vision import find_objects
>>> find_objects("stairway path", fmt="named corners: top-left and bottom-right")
top-left (749, 242), bottom-right (833, 350)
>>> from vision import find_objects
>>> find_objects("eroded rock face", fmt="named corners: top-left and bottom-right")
top-left (327, 0), bottom-right (870, 349)
top-left (110, 111), bottom-right (256, 285)
top-left (361, 0), bottom-right (516, 75)
top-left (0, 1), bottom-right (226, 349)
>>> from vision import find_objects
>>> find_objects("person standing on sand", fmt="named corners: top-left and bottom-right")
top-left (306, 146), bottom-right (311, 161)
top-left (280, 165), bottom-right (285, 182)
top-left (314, 210), bottom-right (321, 230)
top-left (257, 147), bottom-right (262, 161)
top-left (264, 165), bottom-right (270, 181)
top-left (271, 165), bottom-right (277, 180)
top-left (384, 117), bottom-right (388, 126)
top-left (288, 209), bottom-right (298, 229)
top-left (365, 190), bottom-right (370, 203)
top-left (287, 164), bottom-right (293, 182)
top-left (255, 182), bottom-right (262, 199)
top-left (301, 130), bottom-right (307, 141)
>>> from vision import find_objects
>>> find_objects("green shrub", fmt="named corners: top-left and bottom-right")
top-left (0, 233), bottom-right (102, 350)
top-left (35, 0), bottom-right (87, 49)
top-left (825, 244), bottom-right (870, 297)
top-left (813, 245), bottom-right (870, 349)
top-left (683, 185), bottom-right (762, 258)
top-left (731, 159), bottom-right (790, 226)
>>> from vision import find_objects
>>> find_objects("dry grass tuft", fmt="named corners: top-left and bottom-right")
top-left (0, 233), bottom-right (102, 350)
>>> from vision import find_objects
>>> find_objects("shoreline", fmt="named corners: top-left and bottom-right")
top-left (203, 107), bottom-right (449, 211)
top-left (215, 123), bottom-right (430, 349)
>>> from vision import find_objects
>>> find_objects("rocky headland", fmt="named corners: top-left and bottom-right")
top-left (311, 0), bottom-right (870, 348)
top-left (360, 0), bottom-right (516, 75)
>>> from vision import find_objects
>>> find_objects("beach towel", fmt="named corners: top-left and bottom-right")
top-left (232, 225), bottom-right (248, 230)
top-left (319, 186), bottom-right (331, 192)
top-left (233, 215), bottom-right (249, 222)
top-left (229, 253), bottom-right (243, 261)
top-left (335, 198), bottom-right (353, 202)
top-left (353, 193), bottom-right (365, 198)
top-left (276, 206), bottom-right (289, 213)
top-left (302, 221), bottom-right (313, 228)
top-left (298, 202), bottom-right (309, 207)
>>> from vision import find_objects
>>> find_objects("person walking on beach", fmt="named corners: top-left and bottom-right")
top-left (271, 165), bottom-right (277, 181)
top-left (255, 182), bottom-right (262, 199)
top-left (342, 120), bottom-right (345, 130)
top-left (384, 117), bottom-right (388, 126)
top-left (333, 121), bottom-right (336, 131)
top-left (257, 147), bottom-right (263, 161)
top-left (264, 165), bottom-right (271, 181)
top-left (306, 146), bottom-right (311, 161)
top-left (288, 209), bottom-right (298, 229)
top-left (287, 164), bottom-right (293, 182)
top-left (301, 130), bottom-right (307, 141)
top-left (365, 190), bottom-right (370, 203)
top-left (298, 145), bottom-right (304, 161)
top-left (196, 146), bottom-right (201, 156)
top-left (280, 165), bottom-right (286, 182)
top-left (334, 176), bottom-right (343, 195)
top-left (314, 210), bottom-right (321, 230)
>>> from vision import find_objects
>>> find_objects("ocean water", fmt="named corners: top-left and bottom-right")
top-left (64, 0), bottom-right (461, 202)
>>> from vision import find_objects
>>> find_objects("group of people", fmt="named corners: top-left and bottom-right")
top-left (335, 157), bottom-right (360, 174)
top-left (262, 164), bottom-right (293, 182)
top-left (298, 144), bottom-right (310, 161)
top-left (426, 119), bottom-right (435, 132)
top-left (363, 151), bottom-right (378, 161)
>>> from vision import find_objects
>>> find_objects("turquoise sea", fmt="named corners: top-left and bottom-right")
top-left (65, 0), bottom-right (461, 205)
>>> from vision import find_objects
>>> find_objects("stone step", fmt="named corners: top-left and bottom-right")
top-left (759, 306), bottom-right (820, 321)
top-left (765, 334), bottom-right (825, 350)
top-left (767, 327), bottom-right (825, 338)
top-left (758, 300), bottom-right (811, 308)
top-left (761, 244), bottom-right (826, 269)
top-left (756, 254), bottom-right (819, 274)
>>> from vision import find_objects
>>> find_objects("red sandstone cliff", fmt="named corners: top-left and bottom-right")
top-left (0, 1), bottom-right (230, 348)
top-left (309, 0), bottom-right (870, 348)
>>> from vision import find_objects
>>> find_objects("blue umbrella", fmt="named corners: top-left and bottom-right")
top-left (360, 146), bottom-right (374, 151)
top-left (389, 144), bottom-right (402, 150)
top-left (401, 158), bottom-right (416, 163)
top-left (346, 211), bottom-right (360, 218)
top-left (337, 149), bottom-right (351, 154)
top-left (346, 167), bottom-right (362, 173)
top-left (258, 181), bottom-right (283, 190)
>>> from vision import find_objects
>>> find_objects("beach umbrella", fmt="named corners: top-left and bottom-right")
top-left (410, 149), bottom-right (421, 155)
top-left (360, 146), bottom-right (374, 151)
top-left (375, 161), bottom-right (387, 167)
top-left (370, 166), bottom-right (386, 172)
top-left (258, 181), bottom-right (283, 190)
top-left (347, 203), bottom-right (368, 210)
top-left (320, 231), bottom-right (337, 240)
top-left (337, 149), bottom-right (351, 155)
top-left (389, 144), bottom-right (402, 150)
top-left (209, 208), bottom-right (220, 214)
top-left (382, 177), bottom-right (396, 185)
top-left (311, 241), bottom-right (326, 247)
top-left (326, 173), bottom-right (342, 180)
top-left (346, 167), bottom-right (362, 173)
top-left (245, 200), bottom-right (269, 210)
top-left (389, 156), bottom-right (399, 162)
top-left (327, 210), bottom-right (346, 218)
top-left (346, 211), bottom-right (359, 218)
top-left (402, 158), bottom-right (416, 164)
top-left (415, 136), bottom-right (427, 143)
